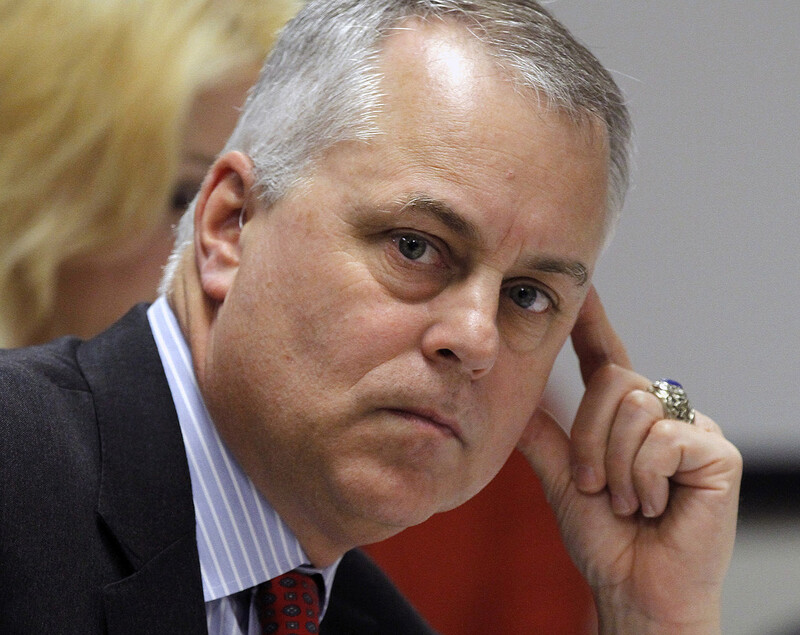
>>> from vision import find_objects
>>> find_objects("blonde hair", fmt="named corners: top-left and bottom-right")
top-left (0, 0), bottom-right (297, 346)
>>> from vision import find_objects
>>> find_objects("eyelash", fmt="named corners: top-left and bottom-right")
top-left (390, 231), bottom-right (446, 267)
top-left (502, 282), bottom-right (556, 314)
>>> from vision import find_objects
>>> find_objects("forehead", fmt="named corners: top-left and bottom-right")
top-left (363, 20), bottom-right (610, 262)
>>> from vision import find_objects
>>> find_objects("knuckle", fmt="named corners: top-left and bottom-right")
top-left (650, 418), bottom-right (679, 441)
top-left (620, 389), bottom-right (660, 419)
top-left (726, 442), bottom-right (744, 471)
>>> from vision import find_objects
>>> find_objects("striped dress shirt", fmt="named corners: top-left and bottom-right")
top-left (148, 297), bottom-right (339, 634)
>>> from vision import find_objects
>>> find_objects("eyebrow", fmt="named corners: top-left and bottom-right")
top-left (394, 192), bottom-right (589, 287)
top-left (396, 193), bottom-right (480, 242)
top-left (522, 256), bottom-right (589, 286)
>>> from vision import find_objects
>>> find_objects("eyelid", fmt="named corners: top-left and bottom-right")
top-left (389, 228), bottom-right (451, 262)
top-left (502, 278), bottom-right (560, 313)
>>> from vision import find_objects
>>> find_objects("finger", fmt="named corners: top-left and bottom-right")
top-left (604, 389), bottom-right (663, 516)
top-left (571, 286), bottom-right (632, 384)
top-left (632, 414), bottom-right (741, 518)
top-left (517, 407), bottom-right (572, 507)
top-left (570, 364), bottom-right (649, 493)
top-left (693, 410), bottom-right (723, 435)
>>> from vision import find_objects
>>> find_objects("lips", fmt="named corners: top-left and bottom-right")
top-left (383, 407), bottom-right (465, 444)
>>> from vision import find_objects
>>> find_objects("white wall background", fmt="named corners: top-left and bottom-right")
top-left (541, 1), bottom-right (799, 467)
top-left (539, 4), bottom-right (800, 632)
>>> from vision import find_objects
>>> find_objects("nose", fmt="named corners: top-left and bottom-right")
top-left (420, 279), bottom-right (501, 380)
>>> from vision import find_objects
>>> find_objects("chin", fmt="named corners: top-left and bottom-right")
top-left (329, 461), bottom-right (464, 538)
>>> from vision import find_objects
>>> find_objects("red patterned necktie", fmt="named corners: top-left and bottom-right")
top-left (255, 570), bottom-right (321, 634)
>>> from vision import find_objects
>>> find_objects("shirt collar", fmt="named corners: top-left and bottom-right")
top-left (147, 297), bottom-right (339, 609)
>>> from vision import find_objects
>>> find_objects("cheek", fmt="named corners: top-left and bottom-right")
top-left (454, 392), bottom-right (538, 507)
top-left (501, 307), bottom-right (577, 370)
top-left (308, 288), bottom-right (423, 380)
top-left (481, 353), bottom-right (556, 444)
top-left (249, 251), bottom-right (417, 381)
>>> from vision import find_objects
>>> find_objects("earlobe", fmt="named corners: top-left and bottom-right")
top-left (194, 151), bottom-right (256, 303)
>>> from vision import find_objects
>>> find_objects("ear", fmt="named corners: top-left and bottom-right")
top-left (194, 151), bottom-right (255, 302)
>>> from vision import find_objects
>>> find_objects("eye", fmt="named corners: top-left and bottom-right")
top-left (505, 283), bottom-right (553, 314)
top-left (392, 232), bottom-right (440, 265)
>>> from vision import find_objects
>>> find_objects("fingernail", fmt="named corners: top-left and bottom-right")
top-left (611, 494), bottom-right (632, 516)
top-left (573, 464), bottom-right (596, 490)
top-left (641, 501), bottom-right (657, 518)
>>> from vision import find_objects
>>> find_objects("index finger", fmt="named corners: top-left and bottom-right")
top-left (571, 286), bottom-right (632, 385)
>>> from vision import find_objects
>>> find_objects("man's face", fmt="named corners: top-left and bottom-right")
top-left (203, 23), bottom-right (609, 553)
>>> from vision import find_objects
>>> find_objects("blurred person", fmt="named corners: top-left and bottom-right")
top-left (0, 0), bottom-right (298, 347)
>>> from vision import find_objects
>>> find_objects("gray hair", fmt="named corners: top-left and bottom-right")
top-left (161, 0), bottom-right (631, 292)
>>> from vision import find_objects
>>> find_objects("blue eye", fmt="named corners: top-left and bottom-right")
top-left (396, 234), bottom-right (429, 260)
top-left (506, 284), bottom-right (552, 313)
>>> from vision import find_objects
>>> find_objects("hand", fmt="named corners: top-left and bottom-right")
top-left (517, 287), bottom-right (742, 634)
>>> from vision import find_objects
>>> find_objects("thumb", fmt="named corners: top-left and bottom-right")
top-left (517, 407), bottom-right (573, 506)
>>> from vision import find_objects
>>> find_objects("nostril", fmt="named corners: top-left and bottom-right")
top-left (437, 348), bottom-right (457, 360)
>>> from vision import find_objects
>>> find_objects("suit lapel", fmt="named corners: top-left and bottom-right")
top-left (77, 304), bottom-right (206, 633)
top-left (321, 550), bottom-right (436, 635)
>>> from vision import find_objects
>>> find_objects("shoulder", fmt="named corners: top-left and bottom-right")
top-left (323, 549), bottom-right (437, 635)
top-left (0, 337), bottom-right (106, 622)
top-left (0, 306), bottom-right (193, 630)
top-left (0, 335), bottom-right (86, 394)
top-left (0, 337), bottom-right (95, 465)
top-left (0, 334), bottom-right (100, 496)
top-left (0, 303), bottom-right (159, 497)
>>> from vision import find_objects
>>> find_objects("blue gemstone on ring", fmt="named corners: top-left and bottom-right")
top-left (664, 379), bottom-right (683, 388)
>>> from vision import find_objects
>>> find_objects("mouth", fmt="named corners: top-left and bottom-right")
top-left (383, 407), bottom-right (464, 444)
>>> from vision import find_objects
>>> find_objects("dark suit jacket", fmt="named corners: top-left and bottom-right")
top-left (0, 305), bottom-right (434, 634)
